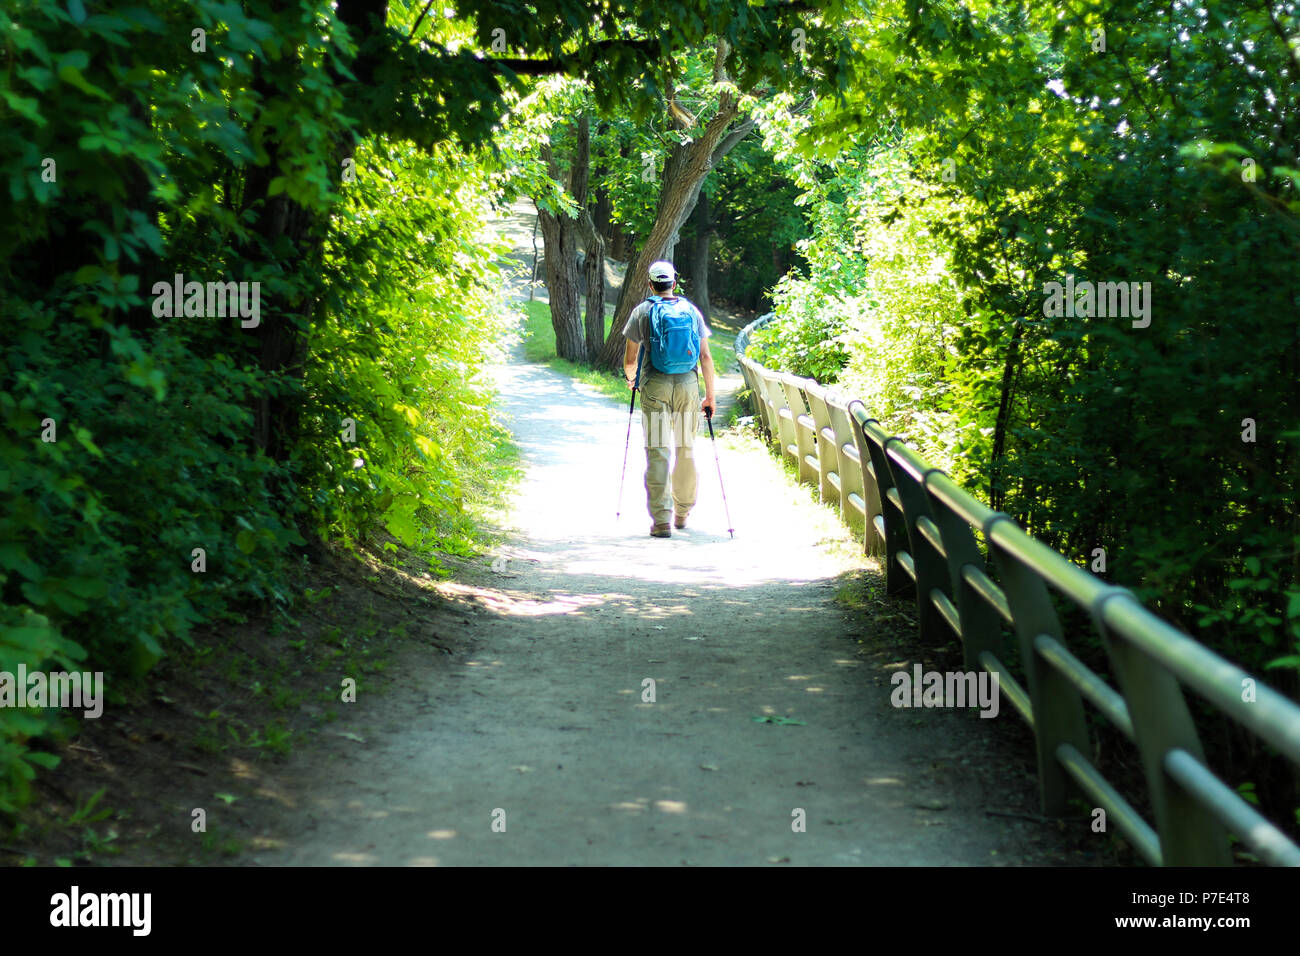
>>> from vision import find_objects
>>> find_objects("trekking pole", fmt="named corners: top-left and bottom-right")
top-left (704, 408), bottom-right (735, 538)
top-left (616, 346), bottom-right (645, 521)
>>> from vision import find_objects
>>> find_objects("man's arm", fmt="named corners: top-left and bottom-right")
top-left (624, 339), bottom-right (639, 389)
top-left (699, 338), bottom-right (717, 417)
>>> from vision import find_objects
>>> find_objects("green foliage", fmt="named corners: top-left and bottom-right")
top-left (520, 300), bottom-right (628, 402)
top-left (689, 138), bottom-right (809, 311)
top-left (750, 137), bottom-right (973, 470)
top-left (756, 0), bottom-right (1300, 694)
top-left (747, 311), bottom-right (849, 384)
top-left (66, 787), bottom-right (111, 826)
top-left (0, 0), bottom-right (520, 812)
top-left (304, 136), bottom-right (515, 555)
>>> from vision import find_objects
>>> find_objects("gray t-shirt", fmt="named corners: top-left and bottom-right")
top-left (623, 296), bottom-right (711, 383)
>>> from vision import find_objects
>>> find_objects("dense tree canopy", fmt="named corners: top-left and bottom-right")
top-left (748, 0), bottom-right (1300, 694)
top-left (2, 0), bottom-right (1296, 824)
top-left (0, 0), bottom-right (859, 810)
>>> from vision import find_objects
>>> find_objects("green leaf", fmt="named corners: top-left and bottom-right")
top-left (0, 543), bottom-right (42, 581)
top-left (63, 577), bottom-right (107, 599)
top-left (56, 57), bottom-right (111, 101)
top-left (2, 91), bottom-right (44, 125)
top-left (73, 427), bottom-right (104, 458)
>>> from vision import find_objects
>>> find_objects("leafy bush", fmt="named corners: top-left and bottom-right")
top-left (745, 141), bottom-right (971, 472)
top-left (303, 137), bottom-right (515, 554)
top-left (746, 308), bottom-right (850, 384)
top-left (0, 0), bottom-right (516, 813)
top-left (756, 3), bottom-right (1300, 694)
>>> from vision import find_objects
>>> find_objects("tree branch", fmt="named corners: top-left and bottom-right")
top-left (491, 39), bottom-right (658, 76)
top-left (539, 143), bottom-right (561, 183)
top-left (711, 114), bottom-right (757, 166)
top-left (712, 37), bottom-right (731, 84)
top-left (407, 0), bottom-right (436, 41)
top-left (666, 70), bottom-right (697, 129)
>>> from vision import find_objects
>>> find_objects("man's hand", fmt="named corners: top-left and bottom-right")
top-left (701, 396), bottom-right (715, 419)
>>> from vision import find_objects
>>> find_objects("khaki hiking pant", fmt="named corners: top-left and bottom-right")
top-left (638, 369), bottom-right (701, 527)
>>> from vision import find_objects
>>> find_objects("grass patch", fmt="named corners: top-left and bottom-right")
top-left (708, 332), bottom-right (737, 375)
top-left (520, 298), bottom-right (569, 363)
top-left (520, 299), bottom-right (629, 404)
top-left (551, 357), bottom-right (633, 404)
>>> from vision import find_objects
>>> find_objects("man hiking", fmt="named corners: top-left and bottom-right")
top-left (622, 260), bottom-right (717, 538)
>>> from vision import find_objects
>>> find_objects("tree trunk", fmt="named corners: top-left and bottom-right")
top-left (240, 68), bottom-right (325, 464)
top-left (581, 222), bottom-right (607, 358)
top-left (594, 94), bottom-right (747, 370)
top-left (537, 205), bottom-right (586, 362)
top-left (989, 319), bottom-right (1024, 513)
top-left (610, 224), bottom-right (630, 261)
top-left (571, 115), bottom-right (607, 360)
top-left (686, 190), bottom-right (712, 323)
top-left (537, 142), bottom-right (587, 362)
top-left (238, 0), bottom-right (385, 466)
top-left (592, 183), bottom-right (613, 243)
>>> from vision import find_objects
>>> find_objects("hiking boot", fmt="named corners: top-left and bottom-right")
top-left (674, 514), bottom-right (687, 529)
top-left (650, 523), bottom-right (672, 538)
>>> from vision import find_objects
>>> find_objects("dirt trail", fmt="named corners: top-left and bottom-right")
top-left (255, 204), bottom-right (1088, 866)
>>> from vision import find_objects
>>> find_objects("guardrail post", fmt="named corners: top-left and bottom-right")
top-left (760, 368), bottom-right (796, 458)
top-left (803, 383), bottom-right (840, 509)
top-left (923, 474), bottom-right (1006, 674)
top-left (1093, 592), bottom-right (1232, 865)
top-left (846, 402), bottom-right (885, 557)
top-left (744, 358), bottom-right (776, 443)
top-left (984, 515), bottom-right (1090, 816)
top-left (859, 419), bottom-right (910, 595)
top-left (883, 441), bottom-right (950, 646)
top-left (826, 395), bottom-right (867, 537)
top-left (782, 374), bottom-right (819, 488)
top-left (737, 357), bottom-right (766, 439)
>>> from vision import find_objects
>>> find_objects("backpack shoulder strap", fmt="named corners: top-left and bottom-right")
top-left (645, 296), bottom-right (665, 326)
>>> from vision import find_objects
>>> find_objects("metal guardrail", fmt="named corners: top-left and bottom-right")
top-left (735, 314), bottom-right (1300, 867)
top-left (730, 311), bottom-right (776, 359)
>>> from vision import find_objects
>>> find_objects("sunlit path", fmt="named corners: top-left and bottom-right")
top-left (262, 326), bottom-right (1082, 867)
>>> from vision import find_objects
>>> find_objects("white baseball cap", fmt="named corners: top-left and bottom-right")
top-left (648, 260), bottom-right (676, 282)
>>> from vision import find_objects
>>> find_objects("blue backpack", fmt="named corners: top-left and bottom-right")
top-left (645, 295), bottom-right (700, 374)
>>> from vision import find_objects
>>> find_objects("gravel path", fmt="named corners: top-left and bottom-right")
top-left (257, 203), bottom-right (1088, 866)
